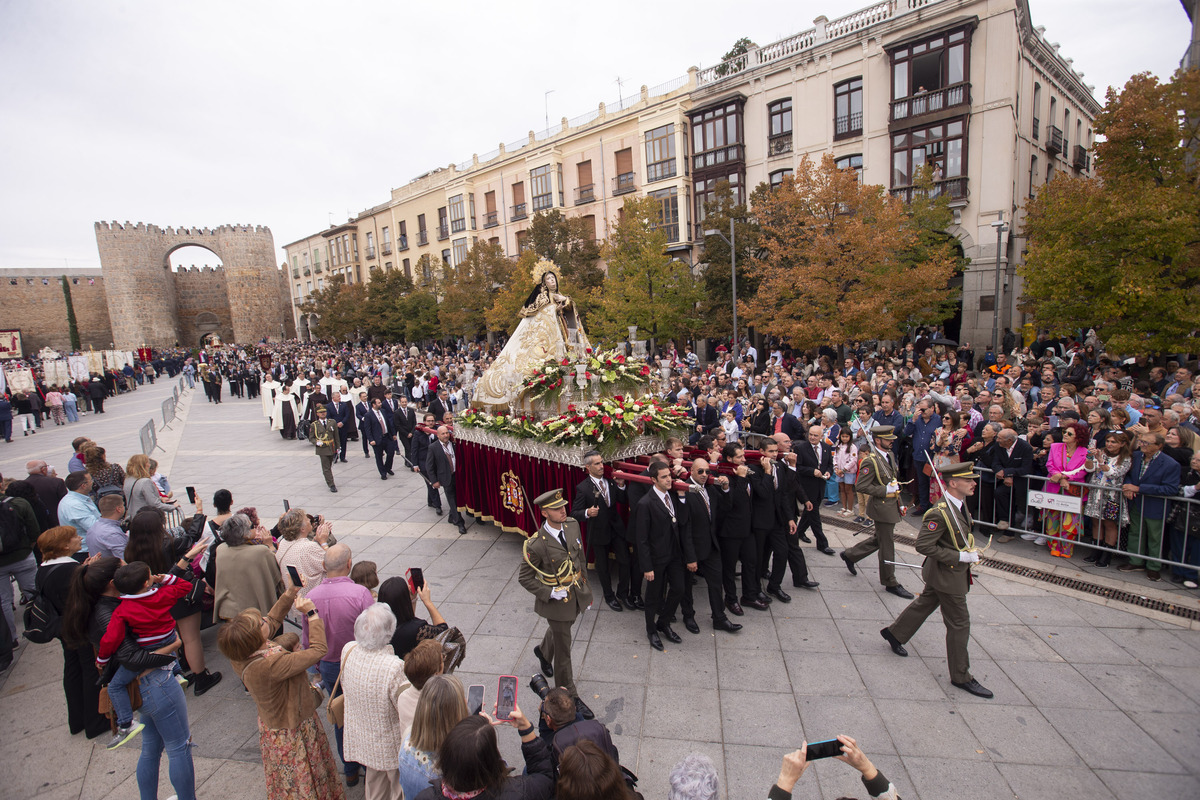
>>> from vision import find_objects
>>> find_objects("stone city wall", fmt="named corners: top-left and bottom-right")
top-left (0, 268), bottom-right (113, 353)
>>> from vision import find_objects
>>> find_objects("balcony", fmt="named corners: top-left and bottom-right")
top-left (303, 268), bottom-right (311, 276)
top-left (692, 143), bottom-right (744, 172)
top-left (417, 230), bottom-right (429, 246)
top-left (834, 112), bottom-right (863, 139)
top-left (365, 247), bottom-right (376, 260)
top-left (646, 160), bottom-right (677, 182)
top-left (890, 82), bottom-right (970, 123)
top-left (315, 265), bottom-right (323, 274)
top-left (655, 223), bottom-right (680, 243)
top-left (292, 269), bottom-right (299, 279)
top-left (768, 134), bottom-right (793, 156)
top-left (889, 176), bottom-right (969, 206)
top-left (612, 172), bottom-right (637, 195)
top-left (1072, 144), bottom-right (1089, 172)
top-left (1047, 125), bottom-right (1064, 156)
top-left (1032, 117), bottom-right (1040, 141)
top-left (483, 211), bottom-right (499, 228)
top-left (575, 184), bottom-right (595, 205)
top-left (511, 203), bottom-right (527, 220)
top-left (397, 235), bottom-right (408, 251)
top-left (450, 219), bottom-right (466, 234)
top-left (381, 243), bottom-right (392, 255)
top-left (532, 194), bottom-right (554, 212)
top-left (437, 224), bottom-right (449, 241)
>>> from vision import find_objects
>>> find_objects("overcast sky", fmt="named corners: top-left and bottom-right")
top-left (0, 0), bottom-right (1185, 271)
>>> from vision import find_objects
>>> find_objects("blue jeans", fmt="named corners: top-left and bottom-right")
top-left (913, 461), bottom-right (932, 509)
top-left (108, 664), bottom-right (139, 726)
top-left (136, 668), bottom-right (195, 800)
top-left (318, 659), bottom-right (361, 778)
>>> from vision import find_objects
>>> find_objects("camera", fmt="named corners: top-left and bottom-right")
top-left (529, 673), bottom-right (551, 700)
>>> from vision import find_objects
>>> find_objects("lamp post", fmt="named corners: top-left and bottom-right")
top-left (990, 213), bottom-right (1009, 356)
top-left (704, 218), bottom-right (737, 353)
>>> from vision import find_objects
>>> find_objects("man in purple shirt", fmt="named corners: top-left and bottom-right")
top-left (307, 544), bottom-right (373, 785)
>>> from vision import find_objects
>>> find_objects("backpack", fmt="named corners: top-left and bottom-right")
top-left (22, 566), bottom-right (66, 644)
top-left (0, 497), bottom-right (27, 555)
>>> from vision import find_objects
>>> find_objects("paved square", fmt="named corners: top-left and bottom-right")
top-left (2, 380), bottom-right (1198, 799)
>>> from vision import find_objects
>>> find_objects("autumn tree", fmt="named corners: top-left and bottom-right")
top-left (300, 276), bottom-right (369, 341)
top-left (362, 269), bottom-right (416, 341)
top-left (526, 210), bottom-right (604, 310)
top-left (439, 241), bottom-right (515, 339)
top-left (590, 196), bottom-right (704, 351)
top-left (741, 154), bottom-right (959, 349)
top-left (697, 180), bottom-right (760, 340)
top-left (1019, 70), bottom-right (1200, 354)
top-left (485, 249), bottom-right (539, 336)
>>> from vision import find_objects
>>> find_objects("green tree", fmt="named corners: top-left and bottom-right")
top-left (741, 154), bottom-right (959, 349)
top-left (486, 249), bottom-right (539, 336)
top-left (61, 276), bottom-right (81, 351)
top-left (715, 37), bottom-right (754, 75)
top-left (402, 291), bottom-right (441, 343)
top-left (590, 196), bottom-right (704, 351)
top-left (697, 180), bottom-right (760, 340)
top-left (1019, 70), bottom-right (1200, 353)
top-left (527, 210), bottom-right (604, 316)
top-left (439, 241), bottom-right (515, 338)
top-left (300, 276), bottom-right (368, 341)
top-left (363, 268), bottom-right (416, 341)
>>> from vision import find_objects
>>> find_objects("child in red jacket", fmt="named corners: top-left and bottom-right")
top-left (96, 561), bottom-right (191, 750)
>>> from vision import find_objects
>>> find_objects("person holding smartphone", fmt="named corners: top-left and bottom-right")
top-left (519, 489), bottom-right (595, 721)
top-left (767, 736), bottom-right (900, 800)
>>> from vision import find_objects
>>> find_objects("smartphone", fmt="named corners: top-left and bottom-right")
top-left (496, 675), bottom-right (518, 720)
top-left (1049, 415), bottom-right (1060, 428)
top-left (185, 486), bottom-right (196, 504)
top-left (467, 684), bottom-right (485, 716)
top-left (406, 567), bottom-right (425, 594)
top-left (805, 739), bottom-right (843, 760)
top-left (283, 499), bottom-right (291, 512)
top-left (285, 565), bottom-right (303, 588)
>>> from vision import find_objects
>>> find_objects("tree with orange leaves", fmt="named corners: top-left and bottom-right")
top-left (740, 154), bottom-right (961, 350)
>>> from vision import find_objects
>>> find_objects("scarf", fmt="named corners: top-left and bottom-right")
top-left (440, 784), bottom-right (485, 800)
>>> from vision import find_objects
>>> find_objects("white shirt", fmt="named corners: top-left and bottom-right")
top-left (653, 487), bottom-right (675, 518)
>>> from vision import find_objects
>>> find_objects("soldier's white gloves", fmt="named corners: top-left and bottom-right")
top-left (958, 552), bottom-right (981, 563)
top-left (550, 587), bottom-right (569, 600)
top-left (886, 481), bottom-right (899, 494)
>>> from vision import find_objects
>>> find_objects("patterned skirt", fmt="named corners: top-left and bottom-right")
top-left (259, 712), bottom-right (346, 800)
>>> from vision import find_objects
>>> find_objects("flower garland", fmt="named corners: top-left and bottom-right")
top-left (519, 347), bottom-right (651, 404)
top-left (458, 394), bottom-right (689, 456)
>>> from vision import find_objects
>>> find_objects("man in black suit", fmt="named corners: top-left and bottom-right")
top-left (716, 443), bottom-right (760, 613)
top-left (769, 400), bottom-right (805, 440)
top-left (992, 428), bottom-right (1034, 538)
top-left (692, 395), bottom-right (718, 447)
top-left (426, 425), bottom-right (467, 535)
top-left (393, 394), bottom-right (418, 463)
top-left (680, 458), bottom-right (742, 634)
top-left (749, 438), bottom-right (816, 605)
top-left (326, 389), bottom-right (355, 462)
top-left (570, 450), bottom-right (629, 612)
top-left (353, 389), bottom-right (372, 458)
top-left (769, 433), bottom-right (821, 591)
top-left (362, 397), bottom-right (397, 480)
top-left (633, 461), bottom-right (696, 651)
top-left (409, 412), bottom-right (442, 513)
top-left (428, 388), bottom-right (449, 423)
top-left (793, 425), bottom-right (836, 554)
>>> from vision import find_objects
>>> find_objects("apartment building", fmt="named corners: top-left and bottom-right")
top-left (286, 0), bottom-right (1099, 349)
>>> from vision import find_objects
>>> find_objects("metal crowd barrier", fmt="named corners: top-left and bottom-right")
top-left (959, 463), bottom-right (1199, 573)
top-left (162, 396), bottom-right (177, 427)
top-left (139, 418), bottom-right (160, 455)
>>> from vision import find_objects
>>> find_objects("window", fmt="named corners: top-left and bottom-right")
top-left (1029, 154), bottom-right (1038, 197)
top-left (891, 118), bottom-right (965, 189)
top-left (512, 181), bottom-right (527, 218)
top-left (441, 248), bottom-right (451, 266)
top-left (531, 165), bottom-right (554, 211)
top-left (365, 232), bottom-right (375, 259)
top-left (384, 262), bottom-right (391, 271)
top-left (382, 226), bottom-right (390, 246)
top-left (417, 215), bottom-right (428, 245)
top-left (834, 80), bottom-right (863, 138)
top-left (402, 257), bottom-right (411, 279)
top-left (351, 234), bottom-right (358, 260)
top-left (1063, 109), bottom-right (1070, 153)
top-left (693, 173), bottom-right (743, 237)
top-left (649, 187), bottom-right (679, 242)
top-left (581, 215), bottom-right (597, 241)
top-left (484, 190), bottom-right (499, 226)
top-left (317, 278), bottom-right (324, 290)
top-left (768, 99), bottom-right (793, 155)
top-left (306, 280), bottom-right (313, 293)
top-left (515, 230), bottom-right (529, 253)
top-left (302, 251), bottom-right (310, 268)
top-left (437, 207), bottom-right (449, 239)
top-left (835, 154), bottom-right (863, 181)
top-left (469, 194), bottom-right (477, 230)
top-left (1049, 97), bottom-right (1057, 133)
top-left (576, 161), bottom-right (595, 204)
top-left (890, 28), bottom-right (970, 120)
top-left (449, 195), bottom-right (466, 233)
top-left (769, 169), bottom-right (793, 188)
top-left (645, 124), bottom-right (677, 182)
top-left (452, 237), bottom-right (468, 266)
top-left (613, 148), bottom-right (635, 194)
top-left (1032, 82), bottom-right (1041, 139)
top-left (691, 102), bottom-right (744, 168)
top-left (398, 221), bottom-right (408, 249)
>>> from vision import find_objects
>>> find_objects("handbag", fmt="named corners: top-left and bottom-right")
top-left (326, 644), bottom-right (355, 727)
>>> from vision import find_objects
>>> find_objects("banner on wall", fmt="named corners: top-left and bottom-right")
top-left (137, 347), bottom-right (152, 362)
top-left (5, 367), bottom-right (35, 394)
top-left (43, 359), bottom-right (70, 387)
top-left (0, 330), bottom-right (22, 360)
top-left (86, 350), bottom-right (104, 374)
top-left (67, 356), bottom-right (90, 382)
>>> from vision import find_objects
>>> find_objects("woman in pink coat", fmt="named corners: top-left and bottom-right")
top-left (1043, 421), bottom-right (1090, 557)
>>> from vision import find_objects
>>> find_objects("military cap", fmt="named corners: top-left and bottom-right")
top-left (871, 425), bottom-right (897, 440)
top-left (937, 462), bottom-right (978, 481)
top-left (534, 489), bottom-right (568, 509)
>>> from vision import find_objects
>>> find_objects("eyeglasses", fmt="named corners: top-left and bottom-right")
top-left (695, 469), bottom-right (709, 474)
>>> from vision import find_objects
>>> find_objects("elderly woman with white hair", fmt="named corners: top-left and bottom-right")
top-left (214, 512), bottom-right (285, 622)
top-left (340, 603), bottom-right (410, 800)
top-left (668, 753), bottom-right (719, 800)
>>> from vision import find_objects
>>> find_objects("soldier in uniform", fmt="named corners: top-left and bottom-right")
top-left (881, 462), bottom-right (993, 699)
top-left (842, 426), bottom-right (915, 599)
top-left (310, 404), bottom-right (340, 493)
top-left (518, 489), bottom-right (595, 720)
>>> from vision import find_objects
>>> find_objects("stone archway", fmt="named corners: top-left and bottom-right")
top-left (94, 221), bottom-right (286, 349)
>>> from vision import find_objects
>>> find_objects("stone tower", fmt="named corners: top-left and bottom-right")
top-left (94, 221), bottom-right (286, 348)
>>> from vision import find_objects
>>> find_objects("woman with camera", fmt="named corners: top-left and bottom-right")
top-left (397, 674), bottom-right (469, 800)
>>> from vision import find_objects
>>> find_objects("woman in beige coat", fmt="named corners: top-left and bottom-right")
top-left (340, 603), bottom-right (411, 800)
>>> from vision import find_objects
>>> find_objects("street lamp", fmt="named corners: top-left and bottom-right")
top-left (990, 213), bottom-right (1009, 356)
top-left (703, 218), bottom-right (737, 352)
